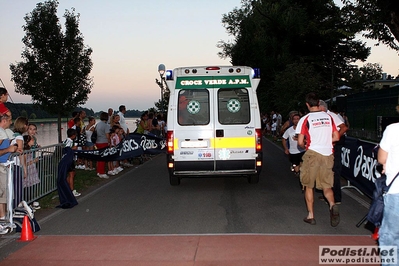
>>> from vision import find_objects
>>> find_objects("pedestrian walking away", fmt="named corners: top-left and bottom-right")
top-left (282, 113), bottom-right (305, 176)
top-left (319, 101), bottom-right (348, 204)
top-left (296, 92), bottom-right (340, 227)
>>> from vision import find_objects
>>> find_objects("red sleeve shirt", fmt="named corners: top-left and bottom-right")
top-left (296, 111), bottom-right (338, 156)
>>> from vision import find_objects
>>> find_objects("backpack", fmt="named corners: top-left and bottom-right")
top-left (367, 172), bottom-right (399, 227)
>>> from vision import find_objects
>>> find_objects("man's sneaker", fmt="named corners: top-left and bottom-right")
top-left (113, 169), bottom-right (119, 175)
top-left (72, 190), bottom-right (81, 197)
top-left (330, 204), bottom-right (340, 227)
top-left (98, 173), bottom-right (109, 179)
top-left (20, 200), bottom-right (34, 219)
top-left (291, 164), bottom-right (296, 172)
top-left (0, 224), bottom-right (10, 235)
top-left (32, 201), bottom-right (41, 210)
top-left (107, 170), bottom-right (116, 176)
top-left (112, 168), bottom-right (120, 174)
top-left (116, 166), bottom-right (123, 172)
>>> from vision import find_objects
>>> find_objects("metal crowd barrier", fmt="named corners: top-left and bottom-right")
top-left (8, 143), bottom-right (64, 205)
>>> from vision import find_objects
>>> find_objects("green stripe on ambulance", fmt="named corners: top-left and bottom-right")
top-left (175, 76), bottom-right (251, 89)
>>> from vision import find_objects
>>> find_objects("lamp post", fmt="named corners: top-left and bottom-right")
top-left (156, 64), bottom-right (166, 114)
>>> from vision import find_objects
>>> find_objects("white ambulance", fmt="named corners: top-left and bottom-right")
top-left (165, 66), bottom-right (263, 185)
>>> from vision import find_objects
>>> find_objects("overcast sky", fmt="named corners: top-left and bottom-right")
top-left (1, 0), bottom-right (398, 112)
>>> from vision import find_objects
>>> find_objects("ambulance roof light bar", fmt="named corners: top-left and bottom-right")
top-left (166, 70), bottom-right (173, 80)
top-left (252, 68), bottom-right (260, 79)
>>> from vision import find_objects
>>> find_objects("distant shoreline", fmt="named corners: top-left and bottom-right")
top-left (34, 117), bottom-right (139, 146)
top-left (29, 118), bottom-right (69, 123)
top-left (28, 117), bottom-right (139, 123)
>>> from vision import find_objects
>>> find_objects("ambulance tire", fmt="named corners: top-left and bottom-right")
top-left (169, 174), bottom-right (180, 186)
top-left (248, 174), bottom-right (259, 184)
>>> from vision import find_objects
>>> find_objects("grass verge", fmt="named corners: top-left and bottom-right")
top-left (36, 158), bottom-right (144, 210)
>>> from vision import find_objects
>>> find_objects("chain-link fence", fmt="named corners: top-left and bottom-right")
top-left (345, 86), bottom-right (399, 142)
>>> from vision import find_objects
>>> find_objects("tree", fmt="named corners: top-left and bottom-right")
top-left (10, 0), bottom-right (93, 142)
top-left (20, 110), bottom-right (28, 118)
top-left (343, 63), bottom-right (383, 92)
top-left (274, 63), bottom-right (323, 115)
top-left (218, 0), bottom-right (370, 113)
top-left (360, 63), bottom-right (384, 81)
top-left (342, 0), bottom-right (399, 50)
top-left (147, 107), bottom-right (157, 115)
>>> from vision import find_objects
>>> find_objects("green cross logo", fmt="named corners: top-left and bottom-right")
top-left (187, 100), bottom-right (201, 114)
top-left (227, 99), bottom-right (241, 113)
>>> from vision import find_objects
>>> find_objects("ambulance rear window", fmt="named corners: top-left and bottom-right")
top-left (218, 88), bottom-right (250, 124)
top-left (178, 90), bottom-right (210, 125)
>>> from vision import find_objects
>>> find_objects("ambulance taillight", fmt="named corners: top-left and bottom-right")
top-left (167, 131), bottom-right (174, 155)
top-left (255, 129), bottom-right (262, 153)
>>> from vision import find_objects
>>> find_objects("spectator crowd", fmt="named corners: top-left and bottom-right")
top-left (0, 87), bottom-right (167, 233)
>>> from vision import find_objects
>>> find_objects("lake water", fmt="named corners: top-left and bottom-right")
top-left (33, 118), bottom-right (139, 147)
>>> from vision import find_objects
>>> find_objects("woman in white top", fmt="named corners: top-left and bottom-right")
top-left (84, 116), bottom-right (96, 170)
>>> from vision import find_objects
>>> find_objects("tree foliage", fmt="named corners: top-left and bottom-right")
top-left (5, 102), bottom-right (95, 120)
top-left (218, 0), bottom-right (370, 115)
top-left (274, 63), bottom-right (323, 113)
top-left (342, 0), bottom-right (399, 50)
top-left (343, 63), bottom-right (383, 92)
top-left (360, 63), bottom-right (384, 81)
top-left (10, 0), bottom-right (93, 142)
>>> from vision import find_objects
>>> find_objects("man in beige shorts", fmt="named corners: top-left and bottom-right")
top-left (296, 93), bottom-right (340, 227)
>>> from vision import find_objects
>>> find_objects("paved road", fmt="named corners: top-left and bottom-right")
top-left (0, 138), bottom-right (374, 262)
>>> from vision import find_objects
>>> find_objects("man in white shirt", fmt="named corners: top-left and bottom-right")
top-left (319, 101), bottom-right (348, 204)
top-left (282, 113), bottom-right (305, 175)
top-left (117, 105), bottom-right (133, 167)
top-left (117, 105), bottom-right (129, 134)
top-left (378, 117), bottom-right (399, 261)
top-left (107, 108), bottom-right (113, 124)
top-left (296, 93), bottom-right (340, 227)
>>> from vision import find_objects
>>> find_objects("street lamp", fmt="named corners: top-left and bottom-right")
top-left (158, 64), bottom-right (165, 75)
top-left (156, 64), bottom-right (166, 114)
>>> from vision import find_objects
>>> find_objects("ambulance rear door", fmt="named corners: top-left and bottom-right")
top-left (173, 88), bottom-right (215, 172)
top-left (213, 87), bottom-right (258, 173)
